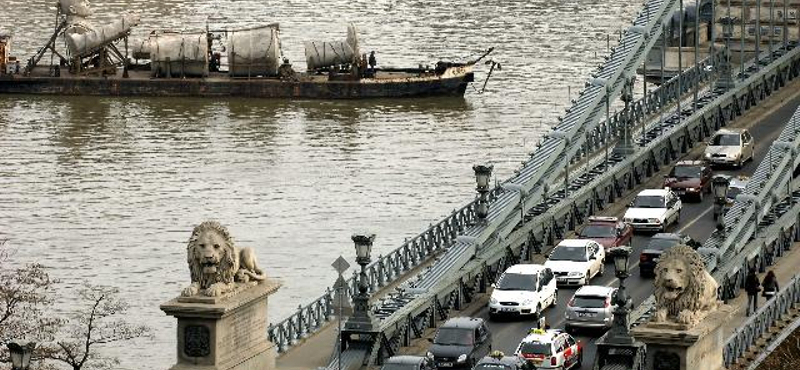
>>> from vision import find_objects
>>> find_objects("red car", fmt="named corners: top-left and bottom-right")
top-left (576, 216), bottom-right (632, 256)
top-left (663, 160), bottom-right (713, 202)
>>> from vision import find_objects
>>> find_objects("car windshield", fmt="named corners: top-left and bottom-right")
top-left (549, 246), bottom-right (588, 261)
top-left (520, 341), bottom-right (552, 356)
top-left (573, 296), bottom-right (608, 308)
top-left (580, 225), bottom-right (615, 238)
top-left (632, 195), bottom-right (665, 208)
top-left (647, 237), bottom-right (680, 251)
top-left (434, 328), bottom-right (473, 346)
top-left (670, 166), bottom-right (702, 178)
top-left (496, 272), bottom-right (538, 291)
top-left (381, 364), bottom-right (418, 370)
top-left (726, 187), bottom-right (744, 200)
top-left (712, 133), bottom-right (741, 146)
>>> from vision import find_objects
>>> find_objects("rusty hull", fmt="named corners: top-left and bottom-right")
top-left (0, 65), bottom-right (474, 99)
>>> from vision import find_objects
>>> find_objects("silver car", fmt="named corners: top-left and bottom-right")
top-left (564, 285), bottom-right (616, 333)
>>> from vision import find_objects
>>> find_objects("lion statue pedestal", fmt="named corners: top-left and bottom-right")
top-left (160, 221), bottom-right (282, 370)
top-left (630, 245), bottom-right (733, 370)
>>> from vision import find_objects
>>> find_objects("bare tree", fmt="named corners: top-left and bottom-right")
top-left (44, 285), bottom-right (152, 370)
top-left (0, 239), bottom-right (60, 366)
top-left (758, 328), bottom-right (800, 370)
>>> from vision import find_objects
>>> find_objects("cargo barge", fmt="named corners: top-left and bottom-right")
top-left (0, 1), bottom-right (486, 100)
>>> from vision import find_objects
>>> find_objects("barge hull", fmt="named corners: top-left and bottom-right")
top-left (0, 73), bottom-right (472, 99)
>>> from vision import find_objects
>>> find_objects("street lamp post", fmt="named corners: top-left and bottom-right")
top-left (593, 246), bottom-right (646, 369)
top-left (6, 342), bottom-right (35, 370)
top-left (344, 233), bottom-right (376, 332)
top-left (615, 76), bottom-right (636, 156)
top-left (473, 164), bottom-right (493, 224)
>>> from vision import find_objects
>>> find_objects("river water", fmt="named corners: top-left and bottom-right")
top-left (1, 0), bottom-right (639, 368)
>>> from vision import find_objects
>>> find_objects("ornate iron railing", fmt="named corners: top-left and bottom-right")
top-left (724, 274), bottom-right (800, 368)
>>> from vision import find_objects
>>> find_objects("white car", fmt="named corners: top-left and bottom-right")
top-left (515, 328), bottom-right (582, 369)
top-left (488, 264), bottom-right (557, 320)
top-left (623, 188), bottom-right (682, 232)
top-left (544, 239), bottom-right (605, 286)
top-left (704, 128), bottom-right (755, 168)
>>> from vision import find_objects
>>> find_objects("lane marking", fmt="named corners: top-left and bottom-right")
top-left (677, 206), bottom-right (714, 233)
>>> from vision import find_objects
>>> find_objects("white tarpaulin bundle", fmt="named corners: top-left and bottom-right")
top-left (59, 0), bottom-right (139, 59)
top-left (228, 24), bottom-right (282, 77)
top-left (304, 23), bottom-right (360, 70)
top-left (64, 15), bottom-right (139, 58)
top-left (149, 32), bottom-right (208, 77)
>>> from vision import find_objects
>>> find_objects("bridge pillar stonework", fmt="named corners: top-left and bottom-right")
top-left (160, 221), bottom-right (281, 370)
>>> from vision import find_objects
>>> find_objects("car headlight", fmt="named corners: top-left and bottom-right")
top-left (426, 351), bottom-right (434, 359)
top-left (490, 297), bottom-right (498, 304)
top-left (624, 218), bottom-right (633, 223)
top-left (457, 354), bottom-right (468, 363)
top-left (705, 152), bottom-right (712, 159)
top-left (688, 187), bottom-right (699, 192)
top-left (568, 271), bottom-right (584, 277)
top-left (522, 299), bottom-right (534, 305)
top-left (648, 218), bottom-right (661, 224)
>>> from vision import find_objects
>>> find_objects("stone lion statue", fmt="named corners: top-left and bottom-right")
top-left (182, 221), bottom-right (267, 297)
top-left (653, 244), bottom-right (718, 326)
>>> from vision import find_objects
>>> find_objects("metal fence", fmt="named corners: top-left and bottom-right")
top-left (724, 274), bottom-right (800, 368)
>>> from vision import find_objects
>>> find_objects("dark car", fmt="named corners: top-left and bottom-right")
top-left (473, 352), bottom-right (531, 370)
top-left (663, 160), bottom-right (713, 201)
top-left (639, 233), bottom-right (703, 277)
top-left (380, 355), bottom-right (435, 370)
top-left (426, 317), bottom-right (493, 369)
top-left (576, 216), bottom-right (632, 256)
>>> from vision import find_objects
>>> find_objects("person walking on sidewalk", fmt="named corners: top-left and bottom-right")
top-left (745, 268), bottom-right (761, 315)
top-left (762, 270), bottom-right (779, 300)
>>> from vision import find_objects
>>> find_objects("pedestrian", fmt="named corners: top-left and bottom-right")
top-left (368, 51), bottom-right (376, 70)
top-left (762, 270), bottom-right (779, 300)
top-left (745, 268), bottom-right (761, 315)
top-left (14, 60), bottom-right (20, 74)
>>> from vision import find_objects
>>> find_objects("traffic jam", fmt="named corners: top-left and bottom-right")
top-left (379, 128), bottom-right (757, 370)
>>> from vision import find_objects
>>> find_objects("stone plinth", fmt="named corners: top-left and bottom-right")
top-left (161, 280), bottom-right (281, 370)
top-left (631, 304), bottom-right (734, 370)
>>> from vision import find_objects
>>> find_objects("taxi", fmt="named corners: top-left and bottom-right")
top-left (514, 328), bottom-right (582, 369)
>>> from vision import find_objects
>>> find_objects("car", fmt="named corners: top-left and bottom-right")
top-left (544, 239), bottom-right (605, 286)
top-left (639, 233), bottom-right (703, 277)
top-left (515, 328), bottom-right (582, 370)
top-left (704, 128), bottom-right (755, 168)
top-left (722, 175), bottom-right (749, 217)
top-left (663, 160), bottom-right (713, 201)
top-left (472, 352), bottom-right (529, 370)
top-left (488, 264), bottom-right (557, 320)
top-left (576, 216), bottom-right (633, 256)
top-left (564, 285), bottom-right (616, 334)
top-left (426, 317), bottom-right (492, 369)
top-left (623, 188), bottom-right (682, 232)
top-left (380, 355), bottom-right (435, 370)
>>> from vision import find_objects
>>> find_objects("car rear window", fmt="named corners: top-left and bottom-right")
top-left (519, 341), bottom-right (552, 356)
top-left (573, 296), bottom-right (607, 308)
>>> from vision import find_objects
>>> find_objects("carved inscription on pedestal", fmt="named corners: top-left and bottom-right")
top-left (184, 325), bottom-right (211, 357)
top-left (654, 351), bottom-right (680, 370)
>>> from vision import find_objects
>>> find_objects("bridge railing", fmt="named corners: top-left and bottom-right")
top-left (724, 274), bottom-right (800, 368)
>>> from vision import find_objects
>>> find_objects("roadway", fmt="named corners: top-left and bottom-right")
top-left (480, 94), bottom-right (800, 369)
